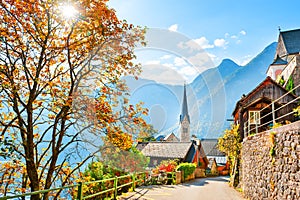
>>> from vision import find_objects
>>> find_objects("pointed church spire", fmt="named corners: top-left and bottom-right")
top-left (180, 83), bottom-right (190, 123)
top-left (179, 83), bottom-right (190, 142)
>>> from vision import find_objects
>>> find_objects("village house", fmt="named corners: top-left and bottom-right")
top-left (201, 139), bottom-right (229, 175)
top-left (233, 28), bottom-right (300, 139)
top-left (232, 77), bottom-right (297, 138)
top-left (138, 140), bottom-right (207, 168)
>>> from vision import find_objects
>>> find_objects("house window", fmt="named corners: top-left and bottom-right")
top-left (183, 128), bottom-right (188, 133)
top-left (249, 111), bottom-right (260, 124)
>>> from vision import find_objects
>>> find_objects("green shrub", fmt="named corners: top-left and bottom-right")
top-left (176, 163), bottom-right (196, 179)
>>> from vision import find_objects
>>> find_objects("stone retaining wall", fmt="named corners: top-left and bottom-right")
top-left (242, 121), bottom-right (300, 199)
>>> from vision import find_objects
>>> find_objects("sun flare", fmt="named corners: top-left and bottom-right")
top-left (60, 4), bottom-right (78, 19)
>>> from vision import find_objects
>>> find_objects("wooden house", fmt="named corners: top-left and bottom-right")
top-left (233, 76), bottom-right (297, 139)
top-left (138, 140), bottom-right (208, 168)
top-left (201, 139), bottom-right (226, 165)
top-left (201, 139), bottom-right (229, 175)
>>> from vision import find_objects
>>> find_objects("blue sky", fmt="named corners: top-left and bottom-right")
top-left (109, 0), bottom-right (300, 83)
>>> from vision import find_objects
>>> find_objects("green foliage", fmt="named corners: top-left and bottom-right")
top-left (278, 76), bottom-right (285, 86)
top-left (137, 124), bottom-right (158, 142)
top-left (294, 105), bottom-right (300, 117)
top-left (81, 161), bottom-right (132, 198)
top-left (269, 147), bottom-right (275, 157)
top-left (269, 132), bottom-right (276, 158)
top-left (138, 136), bottom-right (156, 142)
top-left (285, 76), bottom-right (295, 94)
top-left (101, 145), bottom-right (149, 173)
top-left (83, 161), bottom-right (127, 181)
top-left (176, 163), bottom-right (196, 179)
top-left (272, 123), bottom-right (282, 129)
top-left (198, 160), bottom-right (202, 167)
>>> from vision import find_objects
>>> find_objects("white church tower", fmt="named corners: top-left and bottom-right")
top-left (179, 84), bottom-right (190, 142)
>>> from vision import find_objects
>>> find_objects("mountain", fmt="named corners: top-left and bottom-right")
top-left (126, 42), bottom-right (277, 138)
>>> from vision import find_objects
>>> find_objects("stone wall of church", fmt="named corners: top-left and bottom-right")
top-left (242, 121), bottom-right (300, 199)
top-left (180, 117), bottom-right (190, 142)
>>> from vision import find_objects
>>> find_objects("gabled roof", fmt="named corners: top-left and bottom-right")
top-left (136, 142), bottom-right (148, 151)
top-left (271, 55), bottom-right (288, 65)
top-left (180, 84), bottom-right (190, 123)
top-left (201, 139), bottom-right (225, 157)
top-left (280, 29), bottom-right (300, 55)
top-left (232, 76), bottom-right (297, 116)
top-left (164, 132), bottom-right (179, 142)
top-left (243, 96), bottom-right (282, 110)
top-left (141, 142), bottom-right (193, 159)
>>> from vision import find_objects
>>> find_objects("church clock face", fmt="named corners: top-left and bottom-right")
top-left (183, 127), bottom-right (188, 133)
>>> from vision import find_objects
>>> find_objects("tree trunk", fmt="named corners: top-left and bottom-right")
top-left (231, 156), bottom-right (240, 187)
top-left (26, 159), bottom-right (40, 200)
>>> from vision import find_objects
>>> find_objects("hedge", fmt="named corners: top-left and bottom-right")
top-left (176, 163), bottom-right (196, 179)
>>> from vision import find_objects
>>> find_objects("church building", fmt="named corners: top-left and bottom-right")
top-left (179, 84), bottom-right (191, 142)
top-left (136, 84), bottom-right (208, 169)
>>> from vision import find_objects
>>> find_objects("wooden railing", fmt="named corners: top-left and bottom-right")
top-left (243, 83), bottom-right (300, 137)
top-left (0, 172), bottom-right (176, 200)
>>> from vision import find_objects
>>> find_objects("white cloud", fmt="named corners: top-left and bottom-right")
top-left (177, 40), bottom-right (202, 51)
top-left (177, 37), bottom-right (214, 52)
top-left (140, 64), bottom-right (185, 85)
top-left (187, 52), bottom-right (215, 73)
top-left (230, 35), bottom-right (238, 39)
top-left (240, 30), bottom-right (246, 35)
top-left (168, 24), bottom-right (178, 32)
top-left (207, 53), bottom-right (217, 63)
top-left (178, 66), bottom-right (198, 77)
top-left (224, 33), bottom-right (230, 38)
top-left (145, 60), bottom-right (160, 65)
top-left (174, 57), bottom-right (187, 66)
top-left (214, 38), bottom-right (228, 48)
top-left (240, 55), bottom-right (253, 66)
top-left (194, 37), bottom-right (214, 49)
top-left (160, 55), bottom-right (172, 60)
top-left (162, 63), bottom-right (174, 68)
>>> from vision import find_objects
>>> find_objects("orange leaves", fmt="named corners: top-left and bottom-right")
top-left (0, 0), bottom-right (146, 195)
top-left (48, 114), bottom-right (55, 120)
top-left (107, 130), bottom-right (133, 150)
top-left (0, 161), bottom-right (28, 194)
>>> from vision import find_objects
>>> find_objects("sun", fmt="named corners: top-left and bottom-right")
top-left (60, 4), bottom-right (78, 19)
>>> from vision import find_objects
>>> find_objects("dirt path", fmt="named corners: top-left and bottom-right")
top-left (119, 176), bottom-right (245, 200)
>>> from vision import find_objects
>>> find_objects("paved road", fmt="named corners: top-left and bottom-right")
top-left (119, 176), bottom-right (244, 200)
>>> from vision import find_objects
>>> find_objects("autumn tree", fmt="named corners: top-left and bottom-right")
top-left (218, 124), bottom-right (241, 187)
top-left (0, 0), bottom-right (149, 199)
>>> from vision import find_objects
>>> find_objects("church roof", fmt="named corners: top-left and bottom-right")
top-left (141, 142), bottom-right (193, 159)
top-left (180, 84), bottom-right (190, 123)
top-left (280, 29), bottom-right (300, 55)
top-left (271, 55), bottom-right (288, 65)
